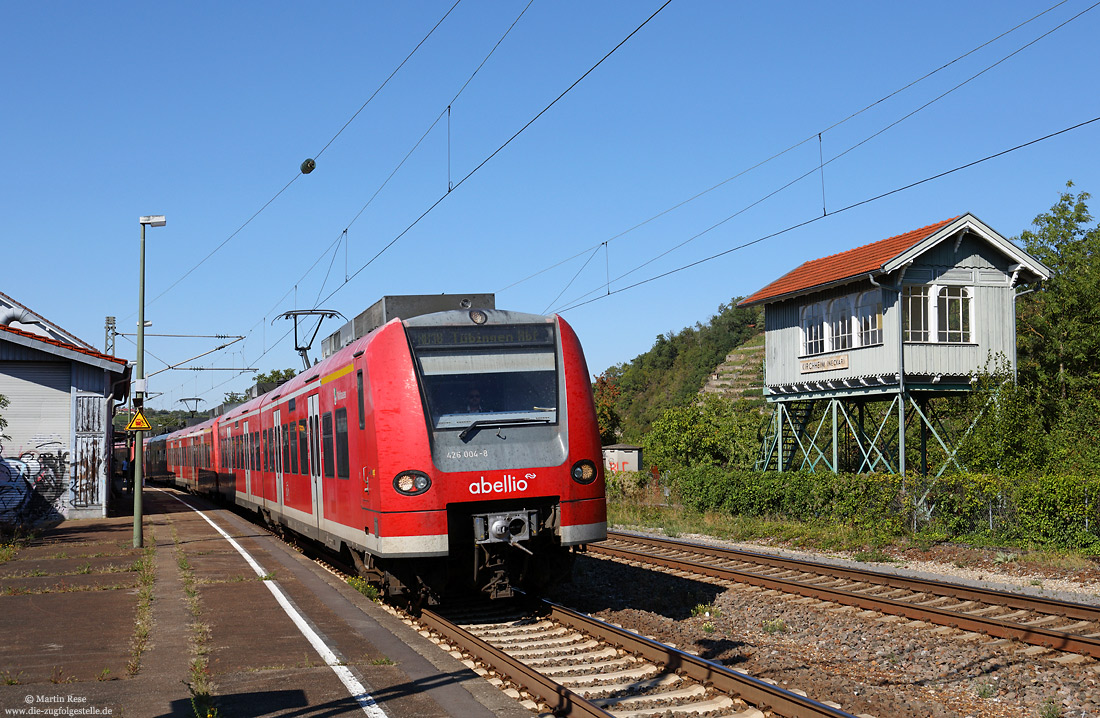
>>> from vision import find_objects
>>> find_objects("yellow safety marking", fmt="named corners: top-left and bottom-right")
top-left (321, 363), bottom-right (355, 385)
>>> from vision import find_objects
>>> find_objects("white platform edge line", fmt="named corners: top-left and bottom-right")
top-left (160, 490), bottom-right (388, 717)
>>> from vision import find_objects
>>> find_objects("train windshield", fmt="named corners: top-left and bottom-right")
top-left (407, 324), bottom-right (559, 430)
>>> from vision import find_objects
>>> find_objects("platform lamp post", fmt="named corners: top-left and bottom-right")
top-left (134, 214), bottom-right (165, 549)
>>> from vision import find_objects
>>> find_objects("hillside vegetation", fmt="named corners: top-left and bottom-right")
top-left (596, 299), bottom-right (763, 443)
top-left (599, 182), bottom-right (1100, 552)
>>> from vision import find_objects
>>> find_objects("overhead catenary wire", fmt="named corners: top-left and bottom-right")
top-left (150, 1), bottom-right (1086, 408)
top-left (544, 0), bottom-right (1099, 312)
top-left (160, 1), bottom-right (670, 409)
top-left (504, 0), bottom-right (1082, 297)
top-left (313, 0), bottom-right (674, 310)
top-left (138, 2), bottom-right (463, 316)
top-left (553, 115), bottom-right (1100, 315)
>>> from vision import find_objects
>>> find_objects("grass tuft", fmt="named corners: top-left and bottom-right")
top-left (348, 577), bottom-right (382, 601)
top-left (762, 617), bottom-right (788, 634)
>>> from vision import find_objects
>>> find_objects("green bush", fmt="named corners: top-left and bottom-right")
top-left (664, 466), bottom-right (1100, 550)
top-left (605, 470), bottom-right (651, 501)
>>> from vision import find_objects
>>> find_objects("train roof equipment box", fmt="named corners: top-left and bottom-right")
top-left (321, 293), bottom-right (496, 358)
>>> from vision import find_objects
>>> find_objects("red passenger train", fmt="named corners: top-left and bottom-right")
top-left (148, 306), bottom-right (607, 601)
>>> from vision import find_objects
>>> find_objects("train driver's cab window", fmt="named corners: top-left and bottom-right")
top-left (407, 323), bottom-right (559, 431)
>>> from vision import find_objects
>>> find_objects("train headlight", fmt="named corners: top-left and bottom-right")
top-left (469, 309), bottom-right (488, 324)
top-left (393, 470), bottom-right (431, 496)
top-left (570, 459), bottom-right (597, 484)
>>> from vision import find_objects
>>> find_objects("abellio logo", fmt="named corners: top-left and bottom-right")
top-left (468, 473), bottom-right (535, 495)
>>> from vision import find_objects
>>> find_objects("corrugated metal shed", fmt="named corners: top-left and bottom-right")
top-left (0, 296), bottom-right (129, 525)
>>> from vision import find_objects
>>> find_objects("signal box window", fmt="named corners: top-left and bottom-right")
top-left (801, 302), bottom-right (825, 356)
top-left (902, 286), bottom-right (930, 342)
top-left (938, 286), bottom-right (972, 343)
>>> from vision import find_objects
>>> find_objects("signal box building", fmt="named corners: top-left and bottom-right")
top-left (738, 214), bottom-right (1050, 475)
top-left (0, 292), bottom-right (130, 526)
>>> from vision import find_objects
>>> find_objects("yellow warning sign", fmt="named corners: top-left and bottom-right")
top-left (126, 410), bottom-right (152, 432)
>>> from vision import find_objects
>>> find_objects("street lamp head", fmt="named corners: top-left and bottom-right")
top-left (139, 215), bottom-right (167, 227)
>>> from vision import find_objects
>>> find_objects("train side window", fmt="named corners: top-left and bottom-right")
top-left (286, 422), bottom-right (294, 472)
top-left (262, 429), bottom-right (269, 472)
top-left (356, 370), bottom-right (365, 430)
top-left (289, 423), bottom-right (298, 475)
top-left (299, 419), bottom-right (309, 475)
top-left (335, 408), bottom-right (349, 479)
top-left (322, 412), bottom-right (335, 479)
top-left (253, 431), bottom-right (260, 471)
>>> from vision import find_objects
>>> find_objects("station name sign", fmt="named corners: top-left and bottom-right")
top-left (800, 354), bottom-right (849, 374)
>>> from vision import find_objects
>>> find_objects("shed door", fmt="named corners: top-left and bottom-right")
top-left (73, 395), bottom-right (106, 513)
top-left (0, 362), bottom-right (71, 523)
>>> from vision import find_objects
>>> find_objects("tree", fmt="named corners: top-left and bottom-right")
top-left (592, 373), bottom-right (622, 445)
top-left (255, 368), bottom-right (297, 385)
top-left (1016, 182), bottom-right (1100, 412)
top-left (642, 395), bottom-right (759, 471)
top-left (223, 391), bottom-right (248, 405)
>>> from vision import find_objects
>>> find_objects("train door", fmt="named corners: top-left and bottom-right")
top-left (307, 394), bottom-right (323, 529)
top-left (243, 420), bottom-right (251, 498)
top-left (273, 408), bottom-right (283, 509)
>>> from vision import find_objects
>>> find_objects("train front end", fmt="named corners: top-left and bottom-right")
top-left (376, 308), bottom-right (606, 599)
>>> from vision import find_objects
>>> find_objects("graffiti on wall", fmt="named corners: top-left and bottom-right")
top-left (0, 439), bottom-right (70, 526)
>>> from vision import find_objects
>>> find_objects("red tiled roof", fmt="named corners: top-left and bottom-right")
top-left (0, 323), bottom-right (128, 368)
top-left (738, 217), bottom-right (959, 306)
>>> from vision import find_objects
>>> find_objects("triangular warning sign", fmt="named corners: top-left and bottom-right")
top-left (126, 410), bottom-right (152, 432)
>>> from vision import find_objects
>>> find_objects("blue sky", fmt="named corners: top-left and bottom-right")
top-left (3, 1), bottom-right (1098, 412)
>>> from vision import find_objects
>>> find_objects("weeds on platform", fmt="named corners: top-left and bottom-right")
top-left (171, 521), bottom-right (218, 712)
top-left (0, 542), bottom-right (19, 564)
top-left (0, 529), bottom-right (37, 564)
top-left (127, 533), bottom-right (157, 675)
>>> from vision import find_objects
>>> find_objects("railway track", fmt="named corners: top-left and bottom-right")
top-left (213, 495), bottom-right (865, 717)
top-left (594, 531), bottom-right (1100, 659)
top-left (417, 598), bottom-right (863, 718)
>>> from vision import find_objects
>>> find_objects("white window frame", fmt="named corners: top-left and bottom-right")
top-left (801, 302), bottom-right (825, 356)
top-left (829, 296), bottom-right (853, 351)
top-left (903, 284), bottom-right (975, 344)
top-left (936, 285), bottom-right (973, 343)
top-left (856, 289), bottom-right (883, 347)
top-left (902, 285), bottom-right (930, 343)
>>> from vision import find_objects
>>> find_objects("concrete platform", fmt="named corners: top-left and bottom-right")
top-left (0, 487), bottom-right (529, 718)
